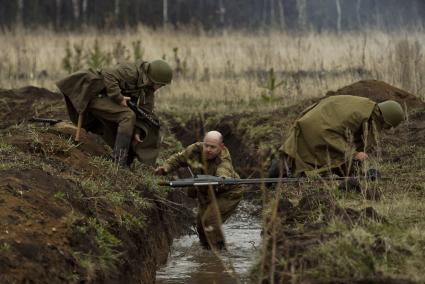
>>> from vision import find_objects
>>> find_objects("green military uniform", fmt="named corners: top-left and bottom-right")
top-left (281, 95), bottom-right (385, 177)
top-left (56, 61), bottom-right (161, 165)
top-left (162, 142), bottom-right (242, 249)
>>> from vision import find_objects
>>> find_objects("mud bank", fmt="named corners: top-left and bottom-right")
top-left (252, 82), bottom-right (425, 283)
top-left (0, 122), bottom-right (192, 283)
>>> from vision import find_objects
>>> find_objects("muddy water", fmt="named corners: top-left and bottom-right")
top-left (156, 201), bottom-right (262, 284)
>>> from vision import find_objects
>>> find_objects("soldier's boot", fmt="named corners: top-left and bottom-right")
top-left (126, 148), bottom-right (136, 168)
top-left (267, 154), bottom-right (292, 179)
top-left (112, 133), bottom-right (132, 167)
top-left (201, 217), bottom-right (227, 251)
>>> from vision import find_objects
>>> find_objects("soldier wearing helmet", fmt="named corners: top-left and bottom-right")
top-left (56, 59), bottom-right (173, 167)
top-left (268, 95), bottom-right (404, 178)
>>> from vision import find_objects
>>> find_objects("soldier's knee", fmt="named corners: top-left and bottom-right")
top-left (201, 212), bottom-right (220, 227)
top-left (121, 109), bottom-right (136, 125)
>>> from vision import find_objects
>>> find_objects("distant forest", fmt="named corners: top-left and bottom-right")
top-left (1, 0), bottom-right (424, 31)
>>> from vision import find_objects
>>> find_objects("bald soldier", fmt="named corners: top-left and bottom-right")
top-left (56, 60), bottom-right (172, 167)
top-left (155, 131), bottom-right (242, 250)
top-left (268, 95), bottom-right (405, 178)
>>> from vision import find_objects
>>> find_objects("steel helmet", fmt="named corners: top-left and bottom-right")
top-left (147, 60), bottom-right (172, 85)
top-left (378, 100), bottom-right (404, 127)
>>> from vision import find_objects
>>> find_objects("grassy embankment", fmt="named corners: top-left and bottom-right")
top-left (1, 27), bottom-right (425, 282)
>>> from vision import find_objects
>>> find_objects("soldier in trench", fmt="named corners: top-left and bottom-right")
top-left (56, 59), bottom-right (173, 167)
top-left (155, 131), bottom-right (243, 250)
top-left (268, 95), bottom-right (405, 179)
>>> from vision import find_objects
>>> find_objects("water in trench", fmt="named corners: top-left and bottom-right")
top-left (156, 200), bottom-right (262, 284)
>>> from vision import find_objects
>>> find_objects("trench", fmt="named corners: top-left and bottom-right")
top-left (155, 200), bottom-right (262, 284)
top-left (155, 118), bottom-right (264, 283)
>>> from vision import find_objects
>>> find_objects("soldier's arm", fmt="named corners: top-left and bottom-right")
top-left (216, 158), bottom-right (238, 178)
top-left (102, 64), bottom-right (138, 104)
top-left (362, 107), bottom-right (382, 153)
top-left (323, 131), bottom-right (357, 162)
top-left (140, 91), bottom-right (155, 113)
top-left (162, 144), bottom-right (196, 174)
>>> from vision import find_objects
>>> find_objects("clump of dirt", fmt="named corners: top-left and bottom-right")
top-left (385, 108), bottom-right (425, 148)
top-left (0, 86), bottom-right (66, 129)
top-left (326, 80), bottom-right (425, 110)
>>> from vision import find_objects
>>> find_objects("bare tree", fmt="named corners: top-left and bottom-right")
top-left (270, 0), bottom-right (276, 27)
top-left (218, 0), bottom-right (225, 27)
top-left (114, 0), bottom-right (120, 18)
top-left (374, 0), bottom-right (381, 28)
top-left (163, 0), bottom-right (168, 26)
top-left (336, 0), bottom-right (341, 34)
top-left (277, 0), bottom-right (285, 30)
top-left (55, 0), bottom-right (61, 28)
top-left (296, 0), bottom-right (307, 31)
top-left (82, 0), bottom-right (88, 24)
top-left (356, 0), bottom-right (362, 29)
top-left (72, 0), bottom-right (80, 21)
top-left (16, 0), bottom-right (23, 26)
top-left (262, 0), bottom-right (267, 27)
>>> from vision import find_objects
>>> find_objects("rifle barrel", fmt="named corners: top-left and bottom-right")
top-left (28, 117), bottom-right (62, 125)
top-left (159, 175), bottom-right (388, 188)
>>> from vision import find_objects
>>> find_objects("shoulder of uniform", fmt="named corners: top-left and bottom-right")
top-left (187, 142), bottom-right (203, 153)
top-left (219, 146), bottom-right (232, 161)
top-left (102, 62), bottom-right (135, 74)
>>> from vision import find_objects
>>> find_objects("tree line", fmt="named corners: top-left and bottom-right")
top-left (1, 0), bottom-right (424, 32)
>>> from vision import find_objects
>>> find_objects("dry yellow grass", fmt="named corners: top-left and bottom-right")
top-left (1, 27), bottom-right (424, 112)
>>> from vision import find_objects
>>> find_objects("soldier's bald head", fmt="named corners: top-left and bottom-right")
top-left (204, 131), bottom-right (223, 144)
top-left (203, 131), bottom-right (224, 160)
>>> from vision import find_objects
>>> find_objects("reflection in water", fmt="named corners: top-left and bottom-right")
top-left (156, 201), bottom-right (261, 284)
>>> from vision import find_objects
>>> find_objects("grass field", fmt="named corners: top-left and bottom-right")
top-left (1, 27), bottom-right (424, 112)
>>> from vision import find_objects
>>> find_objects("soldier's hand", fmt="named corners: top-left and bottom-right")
top-left (119, 96), bottom-right (131, 107)
top-left (354, 152), bottom-right (368, 161)
top-left (133, 133), bottom-right (143, 145)
top-left (154, 166), bottom-right (167, 176)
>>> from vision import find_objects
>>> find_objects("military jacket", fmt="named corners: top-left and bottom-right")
top-left (56, 61), bottom-right (156, 128)
top-left (163, 142), bottom-right (239, 178)
top-left (282, 95), bottom-right (383, 176)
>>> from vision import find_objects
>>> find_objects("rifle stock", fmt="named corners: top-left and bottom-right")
top-left (127, 101), bottom-right (160, 128)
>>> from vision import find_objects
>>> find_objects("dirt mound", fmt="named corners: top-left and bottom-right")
top-left (0, 86), bottom-right (66, 129)
top-left (2, 123), bottom-right (110, 171)
top-left (0, 169), bottom-right (82, 282)
top-left (326, 80), bottom-right (425, 110)
top-left (0, 124), bottom-right (192, 283)
top-left (384, 109), bottom-right (425, 148)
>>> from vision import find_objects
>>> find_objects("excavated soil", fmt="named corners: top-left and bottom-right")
top-left (0, 86), bottom-right (66, 129)
top-left (1, 80), bottom-right (424, 283)
top-left (0, 123), bottom-right (192, 283)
